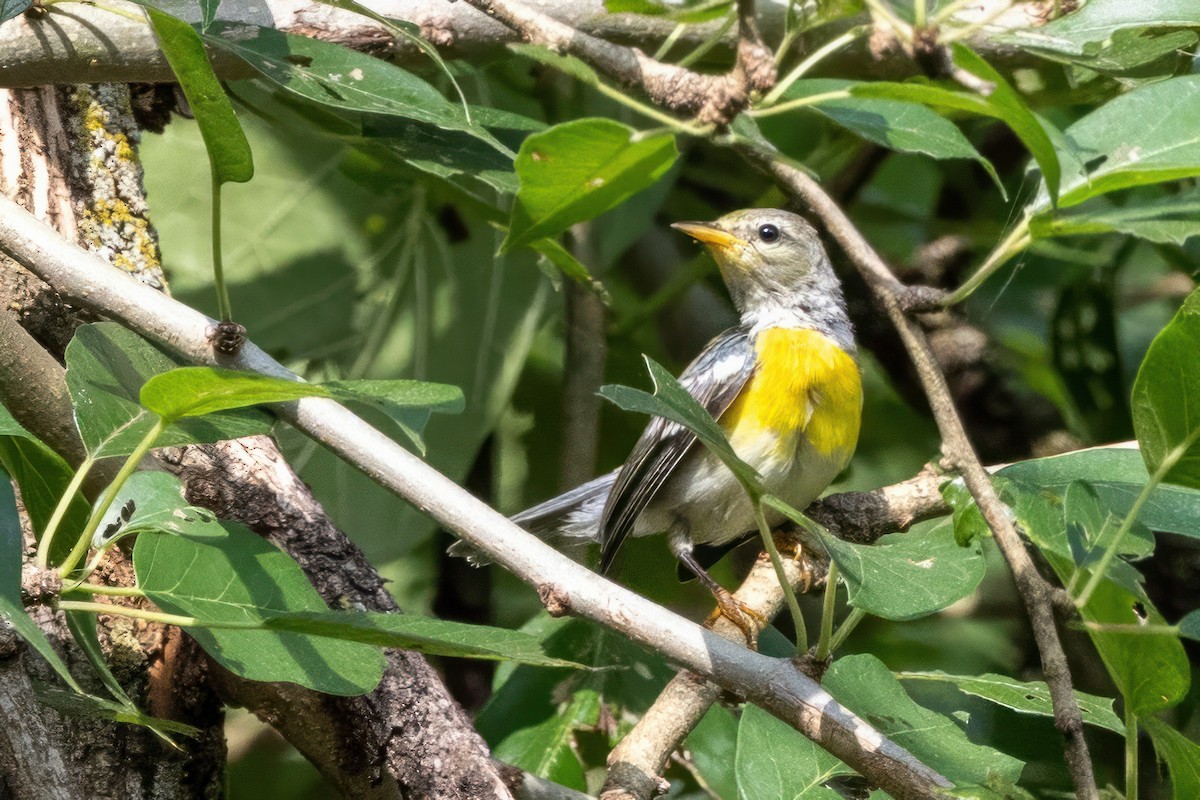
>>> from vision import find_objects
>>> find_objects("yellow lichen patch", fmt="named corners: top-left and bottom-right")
top-left (720, 328), bottom-right (862, 459)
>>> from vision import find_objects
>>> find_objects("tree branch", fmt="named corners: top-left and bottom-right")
top-left (0, 0), bottom-right (1049, 89)
top-left (740, 146), bottom-right (1099, 800)
top-left (0, 192), bottom-right (954, 800)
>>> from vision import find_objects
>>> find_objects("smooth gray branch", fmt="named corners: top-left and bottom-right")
top-left (0, 191), bottom-right (952, 800)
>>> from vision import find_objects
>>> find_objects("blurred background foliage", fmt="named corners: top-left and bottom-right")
top-left (134, 1), bottom-right (1200, 794)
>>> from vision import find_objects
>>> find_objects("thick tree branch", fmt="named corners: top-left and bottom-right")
top-left (0, 0), bottom-right (1048, 89)
top-left (0, 193), bottom-right (954, 800)
top-left (457, 0), bottom-right (774, 124)
top-left (741, 147), bottom-right (1099, 800)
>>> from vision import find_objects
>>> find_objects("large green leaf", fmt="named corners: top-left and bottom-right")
top-left (1131, 287), bottom-right (1200, 489)
top-left (0, 471), bottom-right (84, 692)
top-left (492, 689), bottom-right (599, 790)
top-left (997, 446), bottom-right (1200, 537)
top-left (1007, 481), bottom-right (1190, 714)
top-left (1001, 0), bottom-right (1200, 73)
top-left (818, 521), bottom-right (986, 621)
top-left (202, 23), bottom-right (511, 157)
top-left (323, 378), bottom-right (464, 455)
top-left (65, 323), bottom-right (272, 459)
top-left (140, 367), bottom-right (331, 421)
top-left (144, 8), bottom-right (253, 186)
top-left (735, 704), bottom-right (854, 800)
top-left (259, 611), bottom-right (580, 668)
top-left (896, 671), bottom-right (1124, 734)
top-left (134, 521), bottom-right (385, 695)
top-left (0, 405), bottom-right (89, 562)
top-left (685, 704), bottom-right (739, 800)
top-left (1145, 718), bottom-right (1200, 800)
top-left (502, 119), bottom-right (678, 252)
top-left (1041, 76), bottom-right (1200, 211)
top-left (0, 0), bottom-right (31, 25)
top-left (825, 654), bottom-right (1024, 787)
top-left (89, 471), bottom-right (223, 550)
top-left (853, 45), bottom-right (1060, 204)
top-left (780, 78), bottom-right (1000, 190)
top-left (1031, 189), bottom-right (1200, 246)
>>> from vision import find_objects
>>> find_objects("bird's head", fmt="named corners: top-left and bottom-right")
top-left (671, 209), bottom-right (836, 315)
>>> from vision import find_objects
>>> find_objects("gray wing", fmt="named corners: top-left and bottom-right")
top-left (598, 326), bottom-right (756, 573)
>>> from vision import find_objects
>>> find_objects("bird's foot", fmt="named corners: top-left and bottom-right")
top-left (704, 588), bottom-right (767, 650)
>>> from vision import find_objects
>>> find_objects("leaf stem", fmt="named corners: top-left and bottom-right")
top-left (677, 11), bottom-right (735, 68)
top-left (1125, 706), bottom-right (1139, 800)
top-left (828, 607), bottom-right (867, 653)
top-left (748, 90), bottom-right (851, 119)
top-left (764, 28), bottom-right (868, 106)
top-left (815, 561), bottom-right (839, 661)
top-left (913, 0), bottom-right (927, 29)
top-left (58, 418), bottom-right (165, 579)
top-left (943, 217), bottom-right (1032, 306)
top-left (35, 455), bottom-right (95, 568)
top-left (57, 599), bottom-right (199, 627)
top-left (753, 499), bottom-right (807, 653)
top-left (211, 173), bottom-right (233, 321)
top-left (66, 583), bottom-right (146, 598)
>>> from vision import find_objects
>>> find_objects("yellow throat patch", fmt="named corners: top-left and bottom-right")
top-left (720, 328), bottom-right (862, 460)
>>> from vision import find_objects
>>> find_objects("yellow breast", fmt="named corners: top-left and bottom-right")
top-left (719, 328), bottom-right (862, 461)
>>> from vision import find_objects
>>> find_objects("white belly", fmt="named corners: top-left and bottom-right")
top-left (632, 431), bottom-right (846, 546)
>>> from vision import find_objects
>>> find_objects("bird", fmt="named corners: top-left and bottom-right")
top-left (457, 209), bottom-right (862, 642)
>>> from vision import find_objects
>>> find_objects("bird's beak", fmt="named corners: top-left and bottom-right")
top-left (671, 221), bottom-right (743, 251)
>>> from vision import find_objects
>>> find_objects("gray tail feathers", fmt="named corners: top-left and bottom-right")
top-left (448, 471), bottom-right (617, 566)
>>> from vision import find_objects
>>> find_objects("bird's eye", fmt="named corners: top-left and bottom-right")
top-left (757, 224), bottom-right (781, 243)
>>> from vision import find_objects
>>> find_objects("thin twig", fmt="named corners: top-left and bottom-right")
top-left (0, 192), bottom-right (954, 800)
top-left (738, 144), bottom-right (1100, 800)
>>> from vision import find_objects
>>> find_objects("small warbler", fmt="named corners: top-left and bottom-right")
top-left (460, 209), bottom-right (862, 639)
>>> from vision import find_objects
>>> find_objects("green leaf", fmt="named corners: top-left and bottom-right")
top-left (503, 119), bottom-right (678, 252)
top-left (896, 671), bottom-right (1124, 734)
top-left (1131, 288), bottom-right (1200, 489)
top-left (735, 704), bottom-right (854, 800)
top-left (824, 654), bottom-right (1025, 787)
top-left (0, 405), bottom-right (89, 562)
top-left (528, 237), bottom-right (611, 303)
top-left (818, 521), bottom-right (986, 621)
top-left (323, 378), bottom-right (464, 455)
top-left (997, 447), bottom-right (1200, 538)
top-left (509, 44), bottom-right (601, 87)
top-left (202, 23), bottom-right (511, 157)
top-left (31, 685), bottom-right (201, 736)
top-left (492, 689), bottom-right (599, 790)
top-left (781, 78), bottom-right (1001, 192)
top-left (686, 705), bottom-right (740, 800)
top-left (1063, 480), bottom-right (1155, 572)
top-left (134, 521), bottom-right (385, 695)
top-left (260, 611), bottom-right (580, 668)
top-left (1178, 609), bottom-right (1200, 641)
top-left (1145, 718), bottom-right (1200, 800)
top-left (600, 356), bottom-right (762, 492)
top-left (66, 322), bottom-right (272, 459)
top-left (140, 367), bottom-right (331, 422)
top-left (1045, 76), bottom-right (1200, 210)
top-left (144, 8), bottom-right (253, 185)
top-left (1000, 0), bottom-right (1200, 73)
top-left (1032, 189), bottom-right (1200, 246)
top-left (853, 45), bottom-right (1060, 205)
top-left (311, 0), bottom-right (471, 122)
top-left (198, 0), bottom-right (219, 30)
top-left (0, 470), bottom-right (84, 693)
top-left (1007, 482), bottom-right (1190, 714)
top-left (90, 471), bottom-right (223, 550)
top-left (0, 0), bottom-right (31, 25)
